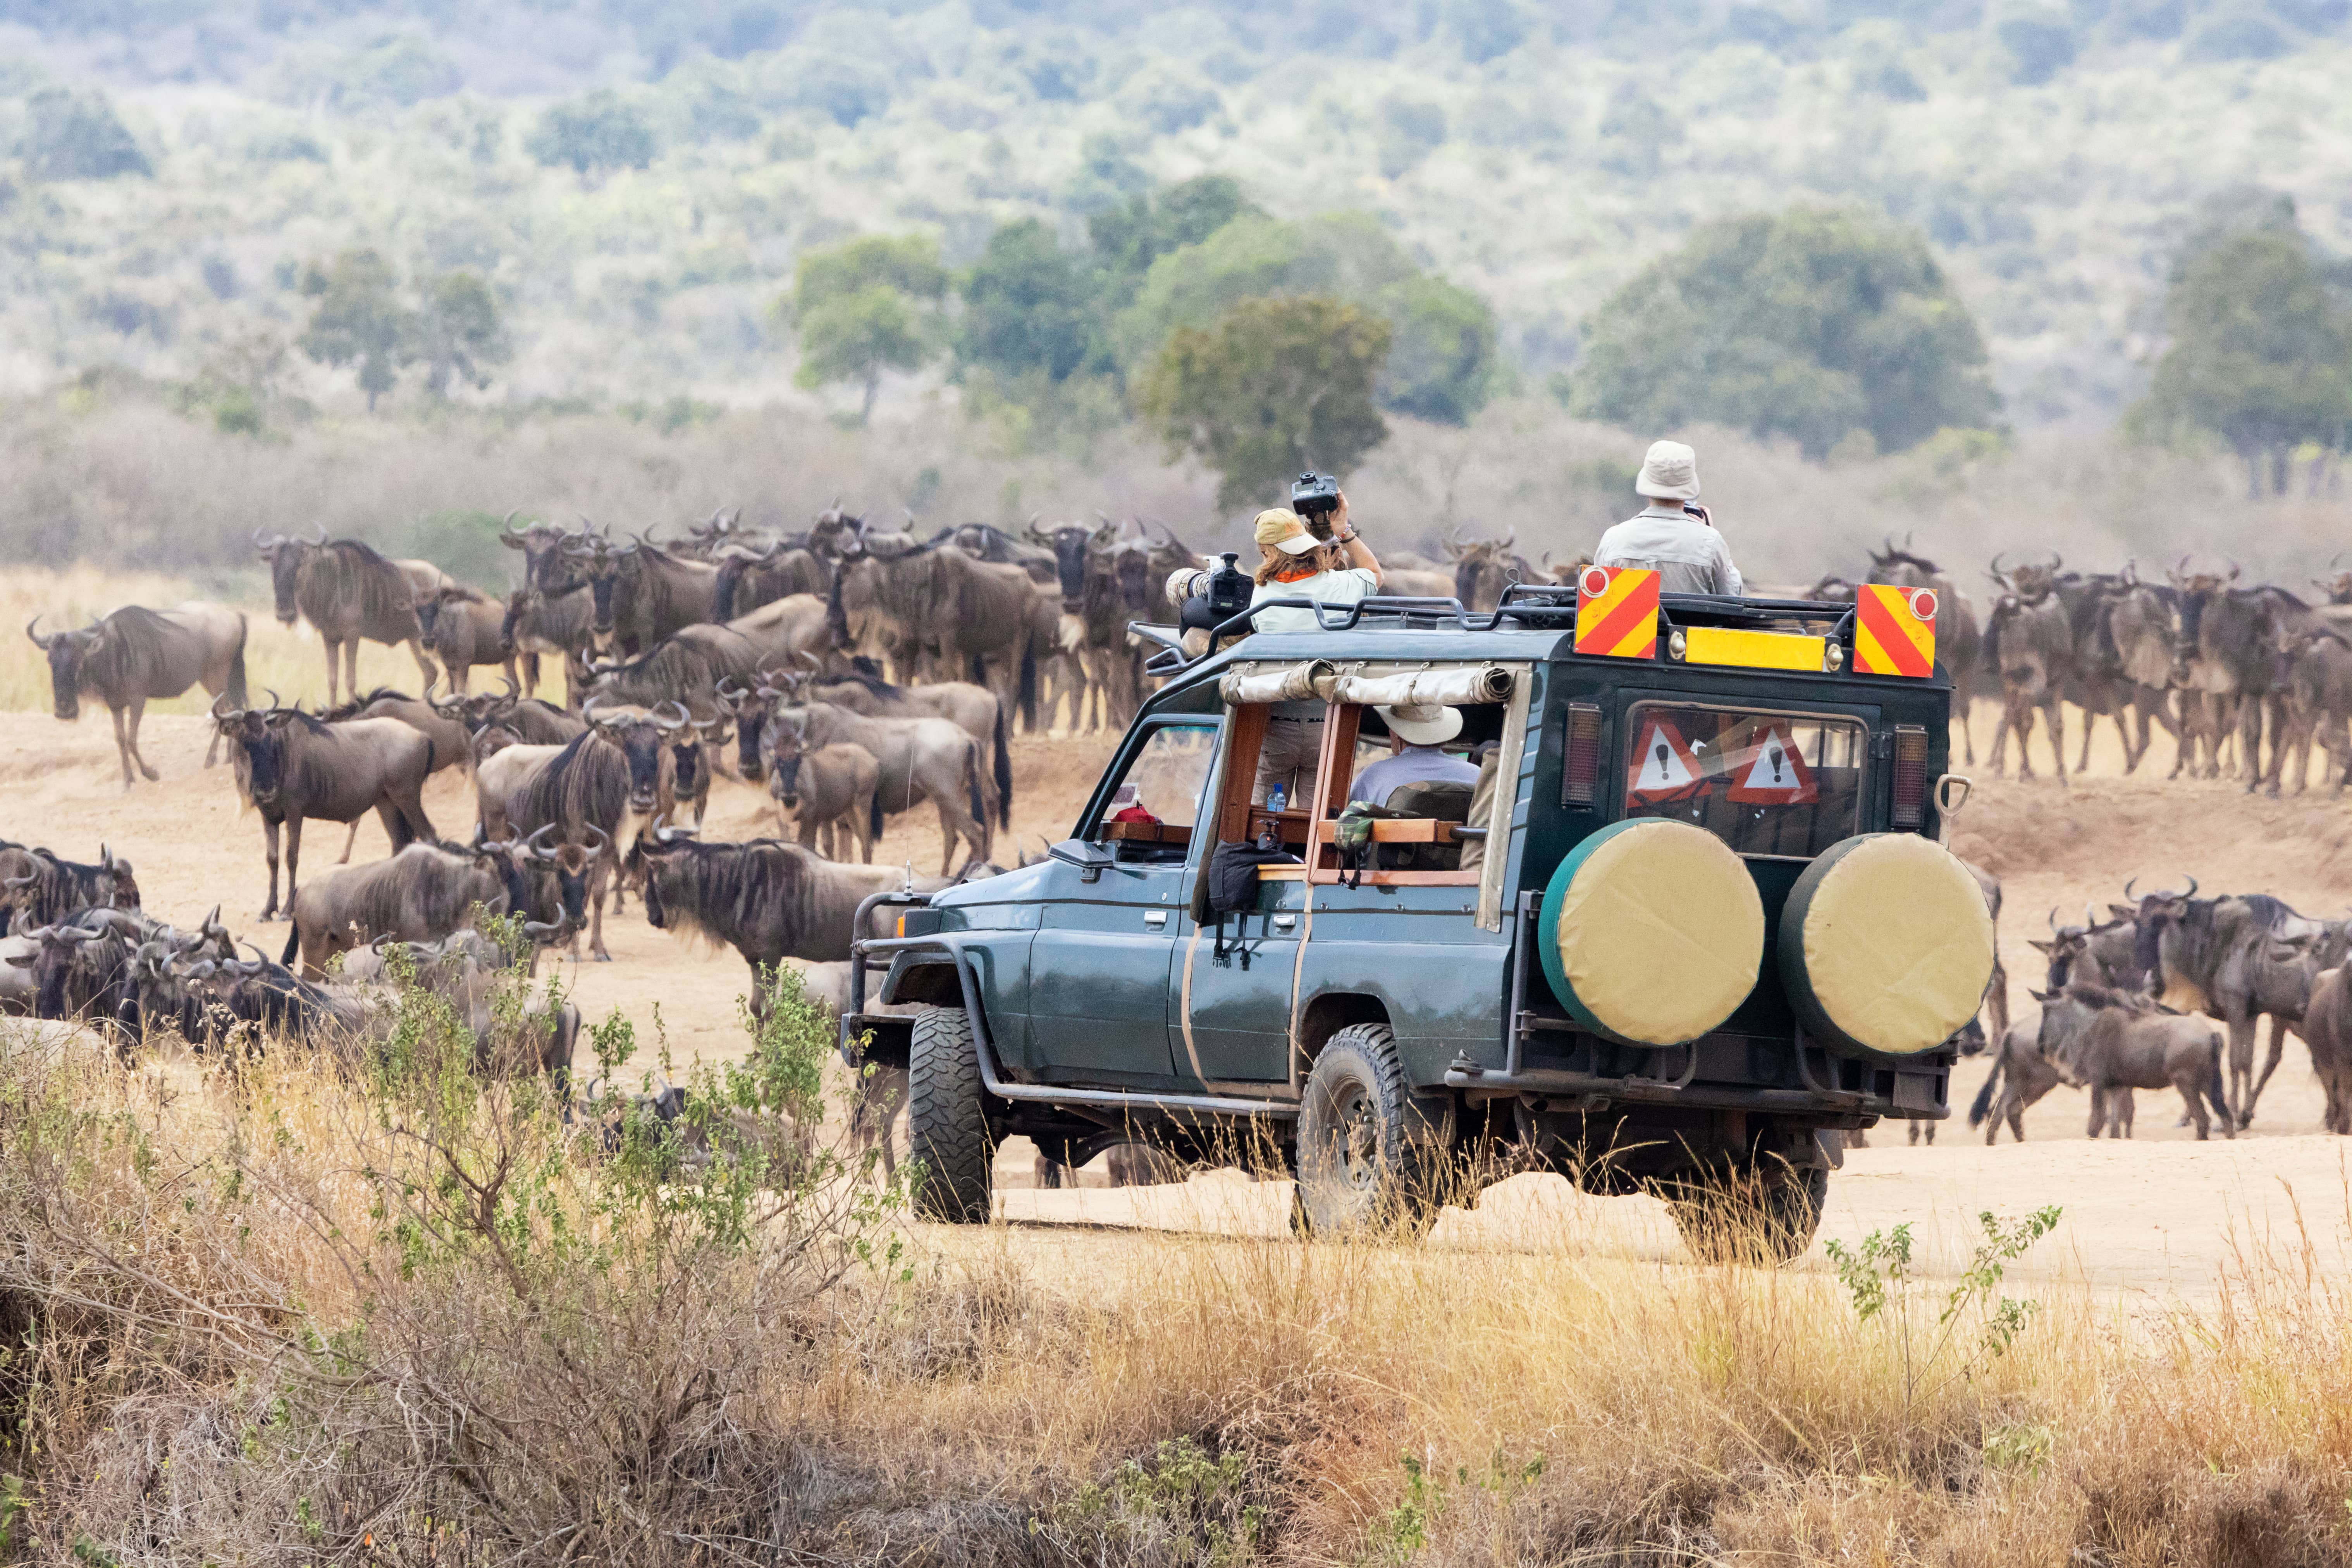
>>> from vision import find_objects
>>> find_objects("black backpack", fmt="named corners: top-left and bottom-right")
top-left (1201, 840), bottom-right (1299, 964)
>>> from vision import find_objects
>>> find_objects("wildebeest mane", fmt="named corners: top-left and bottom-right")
top-left (508, 732), bottom-right (627, 842)
top-left (79, 606), bottom-right (184, 697)
top-left (318, 687), bottom-right (417, 721)
top-left (306, 540), bottom-right (419, 642)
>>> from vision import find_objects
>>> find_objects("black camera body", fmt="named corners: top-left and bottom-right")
top-left (1290, 470), bottom-right (1341, 522)
top-left (1179, 553), bottom-right (1253, 633)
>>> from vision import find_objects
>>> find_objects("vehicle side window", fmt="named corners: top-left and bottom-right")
top-left (1084, 722), bottom-right (1218, 864)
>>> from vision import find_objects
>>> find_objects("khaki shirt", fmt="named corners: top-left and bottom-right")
top-left (1593, 506), bottom-right (1744, 597)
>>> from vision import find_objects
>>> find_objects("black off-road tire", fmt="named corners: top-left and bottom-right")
top-left (907, 1005), bottom-right (994, 1223)
top-left (1294, 1023), bottom-right (1443, 1239)
top-left (1666, 1163), bottom-right (1828, 1266)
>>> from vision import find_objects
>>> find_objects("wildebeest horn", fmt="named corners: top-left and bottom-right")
top-left (650, 814), bottom-right (696, 844)
top-left (712, 677), bottom-right (745, 713)
top-left (2047, 906), bottom-right (2060, 933)
top-left (522, 919), bottom-right (565, 942)
top-left (24, 616), bottom-right (52, 651)
top-left (652, 701), bottom-right (689, 732)
top-left (2181, 875), bottom-right (2198, 898)
top-left (1989, 551), bottom-right (2009, 578)
top-left (1500, 527), bottom-right (1516, 552)
top-left (2123, 877), bottom-right (2140, 900)
top-left (585, 823), bottom-right (611, 852)
top-left (2027, 988), bottom-right (2048, 1003)
top-left (523, 823), bottom-right (560, 861)
top-left (498, 508), bottom-right (527, 547)
top-left (2, 875), bottom-right (34, 891)
top-left (309, 523), bottom-right (327, 544)
top-left (2084, 902), bottom-right (2098, 930)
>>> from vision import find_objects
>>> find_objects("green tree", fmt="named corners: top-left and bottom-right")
top-left (2137, 231), bottom-right (2352, 497)
top-left (297, 249), bottom-right (416, 414)
top-left (1565, 205), bottom-right (1999, 458)
top-left (780, 235), bottom-right (949, 423)
top-left (416, 272), bottom-right (511, 399)
top-left (1089, 175), bottom-right (1262, 299)
top-left (526, 91), bottom-right (656, 176)
top-left (957, 219), bottom-right (1106, 384)
top-left (1140, 296), bottom-right (1392, 511)
top-left (23, 86), bottom-right (149, 181)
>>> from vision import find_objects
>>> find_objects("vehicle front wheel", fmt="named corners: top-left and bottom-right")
top-left (1294, 1023), bottom-right (1442, 1239)
top-left (907, 1005), bottom-right (994, 1223)
top-left (1664, 1162), bottom-right (1827, 1265)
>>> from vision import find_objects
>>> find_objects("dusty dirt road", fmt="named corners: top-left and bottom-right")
top-left (9, 699), bottom-right (2352, 1303)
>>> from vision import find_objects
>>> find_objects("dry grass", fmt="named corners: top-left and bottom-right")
top-left (5, 997), bottom-right (2351, 1564)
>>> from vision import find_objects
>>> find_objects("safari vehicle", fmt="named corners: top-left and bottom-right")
top-left (844, 573), bottom-right (1993, 1258)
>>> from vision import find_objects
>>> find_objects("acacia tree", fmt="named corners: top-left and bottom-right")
top-left (779, 235), bottom-right (948, 423)
top-left (2139, 231), bottom-right (2352, 497)
top-left (297, 249), bottom-right (414, 413)
top-left (1140, 295), bottom-right (1392, 511)
top-left (417, 272), bottom-right (511, 398)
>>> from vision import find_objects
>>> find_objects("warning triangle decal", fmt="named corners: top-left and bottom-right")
top-left (1727, 720), bottom-right (1817, 804)
top-left (1628, 716), bottom-right (1705, 802)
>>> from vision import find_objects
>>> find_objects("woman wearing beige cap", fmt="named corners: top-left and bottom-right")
top-left (1593, 440), bottom-right (1745, 596)
top-left (1246, 489), bottom-right (1383, 804)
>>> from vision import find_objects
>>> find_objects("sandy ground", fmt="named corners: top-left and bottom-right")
top-left (9, 697), bottom-right (2352, 1304)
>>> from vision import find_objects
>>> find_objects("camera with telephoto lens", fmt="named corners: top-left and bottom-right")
top-left (1178, 553), bottom-right (1253, 633)
top-left (1290, 470), bottom-right (1341, 535)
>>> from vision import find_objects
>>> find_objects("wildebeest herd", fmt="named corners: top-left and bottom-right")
top-left (16, 513), bottom-right (2352, 1169)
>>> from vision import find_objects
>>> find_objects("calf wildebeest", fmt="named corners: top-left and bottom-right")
top-left (564, 533), bottom-right (721, 657)
top-left (776, 702), bottom-right (993, 873)
top-left (29, 602), bottom-right (249, 786)
top-left (1985, 554), bottom-right (2074, 783)
top-left (503, 584), bottom-right (596, 704)
top-left (341, 929), bottom-right (581, 1077)
top-left (2132, 880), bottom-right (2326, 1129)
top-left (762, 713), bottom-right (881, 861)
top-left (418, 584), bottom-right (517, 697)
top-left (1967, 1018), bottom-right (2074, 1144)
top-left (831, 540), bottom-right (1042, 728)
top-left (503, 730), bottom-right (631, 961)
top-left (630, 828), bottom-right (950, 991)
top-left (281, 833), bottom-right (577, 979)
top-left (798, 959), bottom-right (917, 1174)
top-left (255, 528), bottom-right (435, 707)
top-left (214, 697), bottom-right (439, 922)
top-left (2045, 981), bottom-right (2233, 1140)
top-left (2, 841), bottom-right (139, 933)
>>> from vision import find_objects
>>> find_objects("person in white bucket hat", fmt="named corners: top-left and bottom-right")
top-left (1347, 703), bottom-right (1479, 807)
top-left (1592, 439), bottom-right (1745, 597)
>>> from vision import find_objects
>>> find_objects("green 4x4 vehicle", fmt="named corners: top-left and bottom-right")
top-left (845, 576), bottom-right (1993, 1258)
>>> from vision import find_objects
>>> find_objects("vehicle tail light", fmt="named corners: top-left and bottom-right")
top-left (1561, 704), bottom-right (1603, 807)
top-left (1890, 726), bottom-right (1928, 829)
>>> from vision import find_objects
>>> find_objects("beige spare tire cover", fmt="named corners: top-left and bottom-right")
top-left (1537, 819), bottom-right (1764, 1047)
top-left (1779, 833), bottom-right (1996, 1060)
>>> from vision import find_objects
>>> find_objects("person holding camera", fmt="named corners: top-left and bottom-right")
top-left (1593, 440), bottom-right (1744, 597)
top-left (1243, 477), bottom-right (1383, 805)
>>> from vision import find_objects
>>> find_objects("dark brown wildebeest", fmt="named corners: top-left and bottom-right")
top-left (2168, 562), bottom-right (2294, 788)
top-left (282, 835), bottom-right (543, 979)
top-left (503, 583), bottom-right (596, 704)
top-left (2299, 965), bottom-right (2352, 1134)
top-left (418, 584), bottom-right (516, 697)
top-left (2029, 901), bottom-right (2146, 993)
top-left (336, 928), bottom-right (582, 1077)
top-left (499, 513), bottom-right (592, 595)
top-left (563, 533), bottom-right (721, 657)
top-left (630, 826), bottom-right (950, 987)
top-left (712, 536), bottom-right (829, 619)
top-left (1984, 554), bottom-right (2074, 783)
top-left (320, 688), bottom-right (471, 779)
top-left (830, 540), bottom-right (1042, 729)
top-left (254, 528), bottom-right (435, 707)
top-left (760, 709), bottom-right (881, 861)
top-left (776, 701), bottom-right (993, 873)
top-left (29, 603), bottom-right (249, 786)
top-left (2270, 630), bottom-right (2352, 794)
top-left (580, 625), bottom-right (765, 716)
top-left (953, 520), bottom-right (1060, 587)
top-left (2132, 880), bottom-right (2332, 1129)
top-left (2045, 981), bottom-right (2233, 1140)
top-left (1446, 530), bottom-right (1558, 614)
top-left (0, 841), bottom-right (139, 934)
top-left (1967, 1018), bottom-right (2074, 1144)
top-left (213, 695), bottom-right (439, 922)
top-left (580, 699), bottom-right (691, 844)
top-left (503, 731), bottom-right (630, 961)
top-left (2094, 569), bottom-right (2184, 775)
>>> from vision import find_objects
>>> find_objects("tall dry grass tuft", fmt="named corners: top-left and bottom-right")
top-left (4, 969), bottom-right (2352, 1561)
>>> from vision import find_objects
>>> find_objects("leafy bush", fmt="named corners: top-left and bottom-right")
top-left (525, 90), bottom-right (656, 175)
top-left (21, 86), bottom-right (148, 181)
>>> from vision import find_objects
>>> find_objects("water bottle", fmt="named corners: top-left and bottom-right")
top-left (1267, 783), bottom-right (1287, 814)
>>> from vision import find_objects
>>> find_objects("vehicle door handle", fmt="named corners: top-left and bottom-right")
top-left (1271, 913), bottom-right (1297, 930)
top-left (1144, 910), bottom-right (1168, 928)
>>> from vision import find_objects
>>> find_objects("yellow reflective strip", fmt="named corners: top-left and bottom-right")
top-left (1682, 626), bottom-right (1826, 671)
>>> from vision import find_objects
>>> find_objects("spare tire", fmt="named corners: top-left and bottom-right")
top-left (1779, 833), bottom-right (1996, 1062)
top-left (1536, 818), bottom-right (1765, 1047)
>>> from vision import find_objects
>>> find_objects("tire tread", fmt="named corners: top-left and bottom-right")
top-left (908, 1005), bottom-right (993, 1223)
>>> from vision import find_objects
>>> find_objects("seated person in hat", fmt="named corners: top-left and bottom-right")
top-left (1593, 439), bottom-right (1745, 597)
top-left (1349, 703), bottom-right (1480, 807)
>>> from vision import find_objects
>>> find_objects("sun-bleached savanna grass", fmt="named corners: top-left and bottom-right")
top-left (6, 982), bottom-right (2350, 1565)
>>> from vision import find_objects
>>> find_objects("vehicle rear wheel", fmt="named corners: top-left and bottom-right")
top-left (1295, 1023), bottom-right (1441, 1239)
top-left (908, 1005), bottom-right (994, 1223)
top-left (1665, 1162), bottom-right (1827, 1265)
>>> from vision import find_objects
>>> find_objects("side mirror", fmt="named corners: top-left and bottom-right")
top-left (1048, 838), bottom-right (1115, 882)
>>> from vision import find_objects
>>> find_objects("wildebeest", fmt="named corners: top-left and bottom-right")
top-left (320, 688), bottom-right (471, 779)
top-left (336, 928), bottom-right (582, 1078)
top-left (2272, 630), bottom-right (2352, 794)
top-left (440, 679), bottom-right (588, 748)
top-left (713, 536), bottom-right (833, 620)
top-left (28, 602), bottom-right (249, 786)
top-left (630, 828), bottom-right (950, 990)
top-left (501, 514), bottom-right (593, 595)
top-left (282, 835), bottom-right (547, 979)
top-left (2096, 569), bottom-right (2185, 774)
top-left (785, 664), bottom-right (1010, 826)
top-left (2169, 563), bottom-right (2294, 788)
top-left (2132, 880), bottom-right (2327, 1128)
top-left (213, 697), bottom-right (439, 922)
top-left (2299, 965), bottom-right (2352, 1134)
top-left (1985, 554), bottom-right (2074, 783)
top-left (2045, 981), bottom-right (2233, 1140)
top-left (830, 540), bottom-right (1042, 729)
top-left (776, 701), bottom-right (993, 873)
top-left (503, 584), bottom-right (596, 704)
top-left (2030, 900), bottom-right (2147, 993)
top-left (2, 841), bottom-right (140, 933)
top-left (1446, 531), bottom-right (1559, 615)
top-left (564, 533), bottom-right (721, 657)
top-left (1865, 540), bottom-right (1984, 759)
top-left (761, 712), bottom-right (881, 861)
top-left (419, 584), bottom-right (516, 697)
top-left (581, 624), bottom-right (765, 715)
top-left (1967, 1018), bottom-right (2074, 1144)
top-left (502, 730), bottom-right (632, 961)
top-left (254, 528), bottom-right (435, 707)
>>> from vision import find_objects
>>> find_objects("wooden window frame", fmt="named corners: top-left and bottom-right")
top-left (1306, 701), bottom-right (1481, 888)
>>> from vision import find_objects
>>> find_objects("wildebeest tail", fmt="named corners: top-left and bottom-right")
top-left (965, 738), bottom-right (986, 836)
top-left (869, 779), bottom-right (885, 844)
top-left (1018, 637), bottom-right (1038, 733)
top-left (281, 922), bottom-right (300, 967)
top-left (225, 616), bottom-right (250, 706)
top-left (1968, 1059), bottom-right (2002, 1129)
top-left (825, 562), bottom-right (852, 649)
top-left (966, 653), bottom-right (987, 688)
top-left (2206, 1037), bottom-right (2232, 1127)
top-left (712, 558), bottom-right (742, 621)
top-left (992, 700), bottom-right (1012, 828)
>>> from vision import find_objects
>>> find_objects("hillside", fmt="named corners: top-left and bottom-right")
top-left (5, 0), bottom-right (2352, 429)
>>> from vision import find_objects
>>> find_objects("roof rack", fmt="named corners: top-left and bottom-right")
top-left (1136, 587), bottom-right (1857, 678)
